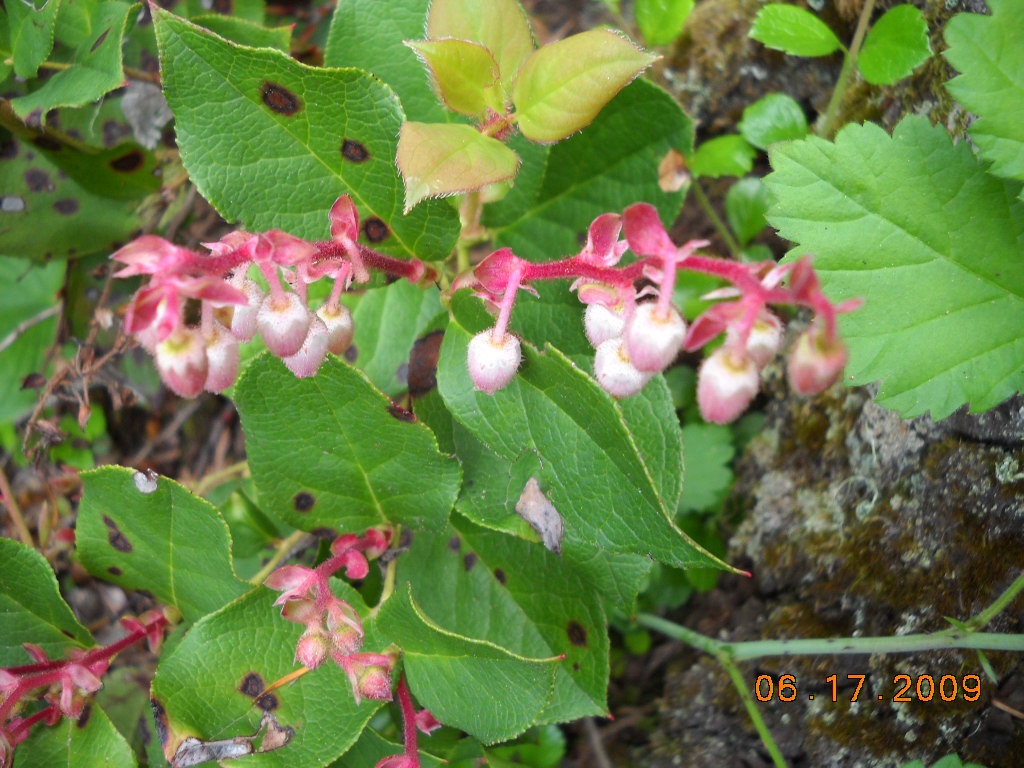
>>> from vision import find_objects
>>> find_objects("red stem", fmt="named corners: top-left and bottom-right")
top-left (396, 674), bottom-right (420, 764)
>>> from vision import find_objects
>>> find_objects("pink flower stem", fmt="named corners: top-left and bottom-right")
top-left (521, 257), bottom-right (644, 286)
top-left (257, 260), bottom-right (287, 305)
top-left (396, 674), bottom-right (421, 766)
top-left (312, 243), bottom-right (426, 284)
top-left (7, 704), bottom-right (58, 741)
top-left (656, 253), bottom-right (679, 319)
top-left (200, 301), bottom-right (214, 337)
top-left (492, 265), bottom-right (523, 342)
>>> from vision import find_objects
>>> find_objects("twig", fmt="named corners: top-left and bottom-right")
top-left (0, 464), bottom-right (34, 549)
top-left (691, 179), bottom-right (742, 259)
top-left (817, 0), bottom-right (876, 139)
top-left (0, 305), bottom-right (61, 355)
top-left (581, 716), bottom-right (614, 768)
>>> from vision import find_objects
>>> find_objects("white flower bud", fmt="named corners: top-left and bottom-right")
top-left (697, 347), bottom-right (760, 424)
top-left (583, 303), bottom-right (625, 348)
top-left (258, 292), bottom-right (311, 358)
top-left (624, 302), bottom-right (686, 373)
top-left (155, 328), bottom-right (209, 398)
top-left (594, 337), bottom-right (653, 398)
top-left (316, 303), bottom-right (355, 356)
top-left (284, 316), bottom-right (330, 378)
top-left (467, 330), bottom-right (521, 395)
top-left (203, 322), bottom-right (240, 393)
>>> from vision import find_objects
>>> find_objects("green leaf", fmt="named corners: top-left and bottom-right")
top-left (152, 586), bottom-right (379, 768)
top-left (376, 583), bottom-right (559, 743)
top-left (7, 0), bottom-right (61, 79)
top-left (398, 521), bottom-right (609, 723)
top-left (235, 354), bottom-right (461, 534)
top-left (77, 466), bottom-right (250, 623)
top-left (677, 423), bottom-right (735, 512)
top-left (191, 14), bottom-right (292, 52)
top-left (330, 727), bottom-right (444, 767)
top-left (397, 122), bottom-right (520, 212)
top-left (427, 0), bottom-right (535, 98)
top-left (0, 259), bottom-right (62, 423)
top-left (725, 177), bottom-right (769, 246)
top-left (15, 703), bottom-right (136, 768)
top-left (944, 0), bottom-right (1024, 188)
top-left (485, 79), bottom-right (693, 259)
top-left (513, 29), bottom-right (657, 143)
top-left (11, 2), bottom-right (136, 120)
top-left (635, 0), bottom-right (695, 47)
top-left (405, 39), bottom-right (501, 117)
top-left (765, 116), bottom-right (1024, 418)
top-left (690, 134), bottom-right (756, 178)
top-left (0, 537), bottom-right (92, 665)
top-left (858, 5), bottom-right (930, 85)
top-left (438, 292), bottom-right (729, 571)
top-left (153, 7), bottom-right (458, 260)
top-left (749, 4), bottom-right (843, 57)
top-left (738, 93), bottom-right (808, 149)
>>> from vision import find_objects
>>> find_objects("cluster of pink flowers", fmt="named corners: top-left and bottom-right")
top-left (460, 203), bottom-right (861, 423)
top-left (1, 610), bottom-right (168, 765)
top-left (112, 196), bottom-right (430, 398)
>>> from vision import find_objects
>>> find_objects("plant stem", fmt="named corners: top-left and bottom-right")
top-left (966, 572), bottom-right (1024, 632)
top-left (396, 674), bottom-right (421, 766)
top-left (817, 0), bottom-right (876, 139)
top-left (691, 179), bottom-right (742, 259)
top-left (0, 464), bottom-right (34, 549)
top-left (718, 654), bottom-right (789, 768)
top-left (192, 460), bottom-right (249, 497)
top-left (249, 529), bottom-right (309, 585)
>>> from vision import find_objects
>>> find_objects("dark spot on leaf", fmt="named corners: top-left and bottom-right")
top-left (21, 372), bottom-right (46, 390)
top-left (239, 673), bottom-right (264, 697)
top-left (103, 514), bottom-right (132, 553)
top-left (108, 566), bottom-right (123, 576)
top-left (24, 168), bottom-right (53, 192)
top-left (66, 128), bottom-right (83, 141)
top-left (448, 536), bottom-right (461, 552)
top-left (494, 568), bottom-right (507, 585)
top-left (212, 0), bottom-right (233, 12)
top-left (62, 630), bottom-right (75, 639)
top-left (340, 138), bottom-right (369, 163)
top-left (150, 699), bottom-right (169, 747)
top-left (25, 110), bottom-right (43, 129)
top-left (344, 344), bottom-right (358, 363)
top-left (256, 693), bottom-right (279, 711)
top-left (53, 198), bottom-right (79, 216)
top-left (293, 492), bottom-right (315, 512)
top-left (90, 28), bottom-right (110, 53)
top-left (31, 136), bottom-right (61, 151)
top-left (567, 620), bottom-right (587, 647)
top-left (261, 82), bottom-right (301, 116)
top-left (572, 662), bottom-right (580, 671)
top-left (463, 552), bottom-right (477, 571)
top-left (110, 150), bottom-right (144, 173)
top-left (387, 402), bottom-right (416, 423)
top-left (76, 704), bottom-right (92, 728)
top-left (45, 111), bottom-right (60, 130)
top-left (362, 217), bottom-right (389, 243)
top-left (103, 121), bottom-right (131, 147)
top-left (0, 139), bottom-right (18, 160)
top-left (1, 196), bottom-right (26, 213)
top-left (407, 330), bottom-right (444, 396)
top-left (399, 529), bottom-right (413, 547)
top-left (311, 527), bottom-right (338, 540)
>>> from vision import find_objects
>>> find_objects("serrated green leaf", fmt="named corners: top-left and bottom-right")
top-left (677, 423), bottom-right (734, 512)
top-left (14, 702), bottom-right (136, 768)
top-left (191, 13), bottom-right (292, 52)
top-left (438, 292), bottom-right (729, 571)
top-left (153, 7), bottom-right (459, 260)
top-left (944, 0), bottom-right (1024, 188)
top-left (738, 93), bottom-right (808, 149)
top-left (485, 79), bottom-right (692, 260)
top-left (11, 2), bottom-right (135, 120)
top-left (725, 177), bottom-right (769, 246)
top-left (0, 537), bottom-right (92, 665)
top-left (349, 280), bottom-right (443, 397)
top-left (427, 0), bottom-right (534, 98)
top-left (77, 467), bottom-right (250, 623)
top-left (513, 29), bottom-right (656, 143)
top-left (185, 0), bottom-right (265, 23)
top-left (235, 354), bottom-right (461, 533)
top-left (7, 0), bottom-right (61, 79)
top-left (635, 0), bottom-right (694, 47)
top-left (397, 122), bottom-right (520, 212)
top-left (766, 116), bottom-right (1024, 418)
top-left (153, 586), bottom-right (379, 768)
top-left (405, 39), bottom-right (501, 117)
top-left (690, 134), bottom-right (756, 178)
top-left (329, 727), bottom-right (444, 767)
top-left (397, 521), bottom-right (608, 724)
top-left (858, 5), bottom-right (930, 86)
top-left (376, 583), bottom-right (559, 743)
top-left (749, 4), bottom-right (843, 57)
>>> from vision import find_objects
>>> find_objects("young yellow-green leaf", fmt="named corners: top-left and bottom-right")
top-left (725, 177), bottom-right (770, 246)
top-left (0, 537), bottom-right (93, 666)
top-left (397, 520), bottom-right (609, 724)
top-left (766, 117), bottom-right (1024, 418)
top-left (7, 0), bottom-right (61, 79)
top-left (77, 466), bottom-right (250, 623)
top-left (749, 4), bottom-right (843, 57)
top-left (513, 29), bottom-right (657, 143)
top-left (11, 2), bottom-right (136, 120)
top-left (944, 0), bottom-right (1024, 189)
top-left (738, 93), bottom-right (808, 149)
top-left (857, 5), bottom-right (930, 86)
top-left (405, 38), bottom-right (501, 117)
top-left (375, 583), bottom-right (560, 743)
top-left (235, 354), bottom-right (461, 534)
top-left (153, 586), bottom-right (379, 768)
top-left (690, 134), bottom-right (756, 178)
top-left (397, 122), bottom-right (520, 212)
top-left (636, 0), bottom-right (695, 47)
top-left (153, 7), bottom-right (458, 260)
top-left (427, 0), bottom-right (534, 98)
top-left (15, 703), bottom-right (135, 768)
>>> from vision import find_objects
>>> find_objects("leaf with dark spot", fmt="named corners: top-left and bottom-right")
top-left (463, 552), bottom-right (477, 571)
top-left (293, 492), bottom-right (315, 512)
top-left (150, 699), bottom-right (169, 749)
top-left (108, 566), bottom-right (123, 576)
top-left (239, 673), bottom-right (264, 697)
top-left (110, 150), bottom-right (145, 172)
top-left (493, 568), bottom-right (506, 585)
top-left (24, 168), bottom-right (53, 192)
top-left (344, 344), bottom-right (358, 363)
top-left (90, 28), bottom-right (111, 52)
top-left (408, 330), bottom-right (444, 397)
top-left (256, 693), bottom-right (278, 711)
top-left (53, 198), bottom-right (80, 216)
top-left (448, 536), bottom-right (461, 552)
top-left (261, 81), bottom-right (301, 115)
top-left (340, 138), bottom-right (369, 162)
top-left (567, 620), bottom-right (587, 647)
top-left (387, 402), bottom-right (416, 422)
top-left (31, 136), bottom-right (62, 151)
top-left (103, 515), bottom-right (133, 553)
top-left (76, 703), bottom-right (92, 728)
top-left (362, 217), bottom-right (389, 242)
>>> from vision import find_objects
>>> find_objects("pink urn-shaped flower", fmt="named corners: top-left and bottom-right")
top-left (697, 347), bottom-right (760, 424)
